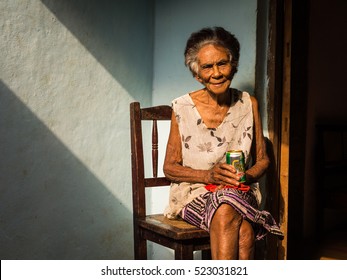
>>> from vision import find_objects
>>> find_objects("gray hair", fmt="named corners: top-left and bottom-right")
top-left (184, 27), bottom-right (240, 77)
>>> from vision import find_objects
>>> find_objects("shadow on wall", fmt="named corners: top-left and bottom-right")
top-left (0, 80), bottom-right (132, 259)
top-left (40, 0), bottom-right (154, 104)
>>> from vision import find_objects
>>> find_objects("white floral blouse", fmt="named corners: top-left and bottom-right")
top-left (164, 89), bottom-right (261, 219)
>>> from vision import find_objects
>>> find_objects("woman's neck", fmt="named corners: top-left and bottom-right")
top-left (205, 88), bottom-right (232, 107)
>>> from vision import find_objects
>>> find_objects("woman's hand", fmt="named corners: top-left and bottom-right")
top-left (207, 163), bottom-right (241, 186)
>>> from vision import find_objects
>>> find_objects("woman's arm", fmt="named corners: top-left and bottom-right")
top-left (163, 111), bottom-right (241, 186)
top-left (163, 111), bottom-right (208, 183)
top-left (245, 96), bottom-right (270, 184)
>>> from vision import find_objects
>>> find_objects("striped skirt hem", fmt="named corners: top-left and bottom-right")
top-left (180, 188), bottom-right (284, 240)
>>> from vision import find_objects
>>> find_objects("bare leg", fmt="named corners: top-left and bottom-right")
top-left (210, 204), bottom-right (242, 259)
top-left (210, 204), bottom-right (255, 260)
top-left (238, 220), bottom-right (255, 260)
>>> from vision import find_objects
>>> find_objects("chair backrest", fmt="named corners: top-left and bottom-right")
top-left (130, 102), bottom-right (172, 219)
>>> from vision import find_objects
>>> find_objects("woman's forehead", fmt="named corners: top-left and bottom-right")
top-left (197, 44), bottom-right (230, 64)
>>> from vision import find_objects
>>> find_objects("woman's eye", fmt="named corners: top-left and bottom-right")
top-left (201, 64), bottom-right (213, 69)
top-left (217, 61), bottom-right (228, 67)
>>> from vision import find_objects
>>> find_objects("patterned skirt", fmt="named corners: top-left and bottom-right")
top-left (180, 188), bottom-right (284, 240)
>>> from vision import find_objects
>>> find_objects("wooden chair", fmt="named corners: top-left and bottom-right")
top-left (130, 101), bottom-right (210, 260)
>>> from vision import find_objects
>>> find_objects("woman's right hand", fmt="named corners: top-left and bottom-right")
top-left (207, 163), bottom-right (241, 186)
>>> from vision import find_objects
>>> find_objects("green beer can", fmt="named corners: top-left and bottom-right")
top-left (226, 150), bottom-right (246, 183)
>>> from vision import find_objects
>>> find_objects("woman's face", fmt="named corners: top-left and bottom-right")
top-left (195, 44), bottom-right (233, 95)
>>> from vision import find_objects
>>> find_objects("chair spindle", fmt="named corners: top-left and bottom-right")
top-left (152, 119), bottom-right (158, 178)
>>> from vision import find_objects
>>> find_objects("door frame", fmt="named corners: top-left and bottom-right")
top-left (264, 0), bottom-right (309, 259)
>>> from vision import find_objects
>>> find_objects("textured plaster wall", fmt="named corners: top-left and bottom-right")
top-left (0, 0), bottom-right (154, 259)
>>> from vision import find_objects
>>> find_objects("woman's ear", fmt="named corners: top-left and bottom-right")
top-left (195, 75), bottom-right (203, 83)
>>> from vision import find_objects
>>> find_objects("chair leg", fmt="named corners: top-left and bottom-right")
top-left (202, 249), bottom-right (211, 260)
top-left (134, 229), bottom-right (147, 260)
top-left (175, 243), bottom-right (194, 260)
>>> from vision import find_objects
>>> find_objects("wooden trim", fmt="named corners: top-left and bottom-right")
top-left (267, 0), bottom-right (310, 259)
top-left (267, 0), bottom-right (283, 162)
top-left (278, 0), bottom-right (292, 260)
top-left (263, 0), bottom-right (285, 260)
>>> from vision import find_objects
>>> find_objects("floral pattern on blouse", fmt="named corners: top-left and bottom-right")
top-left (164, 89), bottom-right (256, 219)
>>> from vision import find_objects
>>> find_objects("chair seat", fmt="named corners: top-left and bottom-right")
top-left (138, 214), bottom-right (210, 240)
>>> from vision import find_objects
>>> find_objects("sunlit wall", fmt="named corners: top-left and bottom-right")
top-left (0, 0), bottom-right (154, 259)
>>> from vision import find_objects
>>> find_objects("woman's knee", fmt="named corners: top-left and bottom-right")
top-left (239, 220), bottom-right (255, 246)
top-left (212, 204), bottom-right (242, 229)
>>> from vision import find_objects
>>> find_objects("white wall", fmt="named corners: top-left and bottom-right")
top-left (0, 0), bottom-right (154, 259)
top-left (150, 0), bottom-right (259, 259)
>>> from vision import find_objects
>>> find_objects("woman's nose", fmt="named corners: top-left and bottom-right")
top-left (212, 65), bottom-right (222, 77)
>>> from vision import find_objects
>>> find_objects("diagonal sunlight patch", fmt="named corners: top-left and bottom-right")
top-left (0, 80), bottom-right (134, 259)
top-left (1, 1), bottom-right (137, 208)
top-left (39, 0), bottom-right (154, 103)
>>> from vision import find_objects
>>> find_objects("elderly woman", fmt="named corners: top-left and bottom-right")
top-left (163, 27), bottom-right (283, 260)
